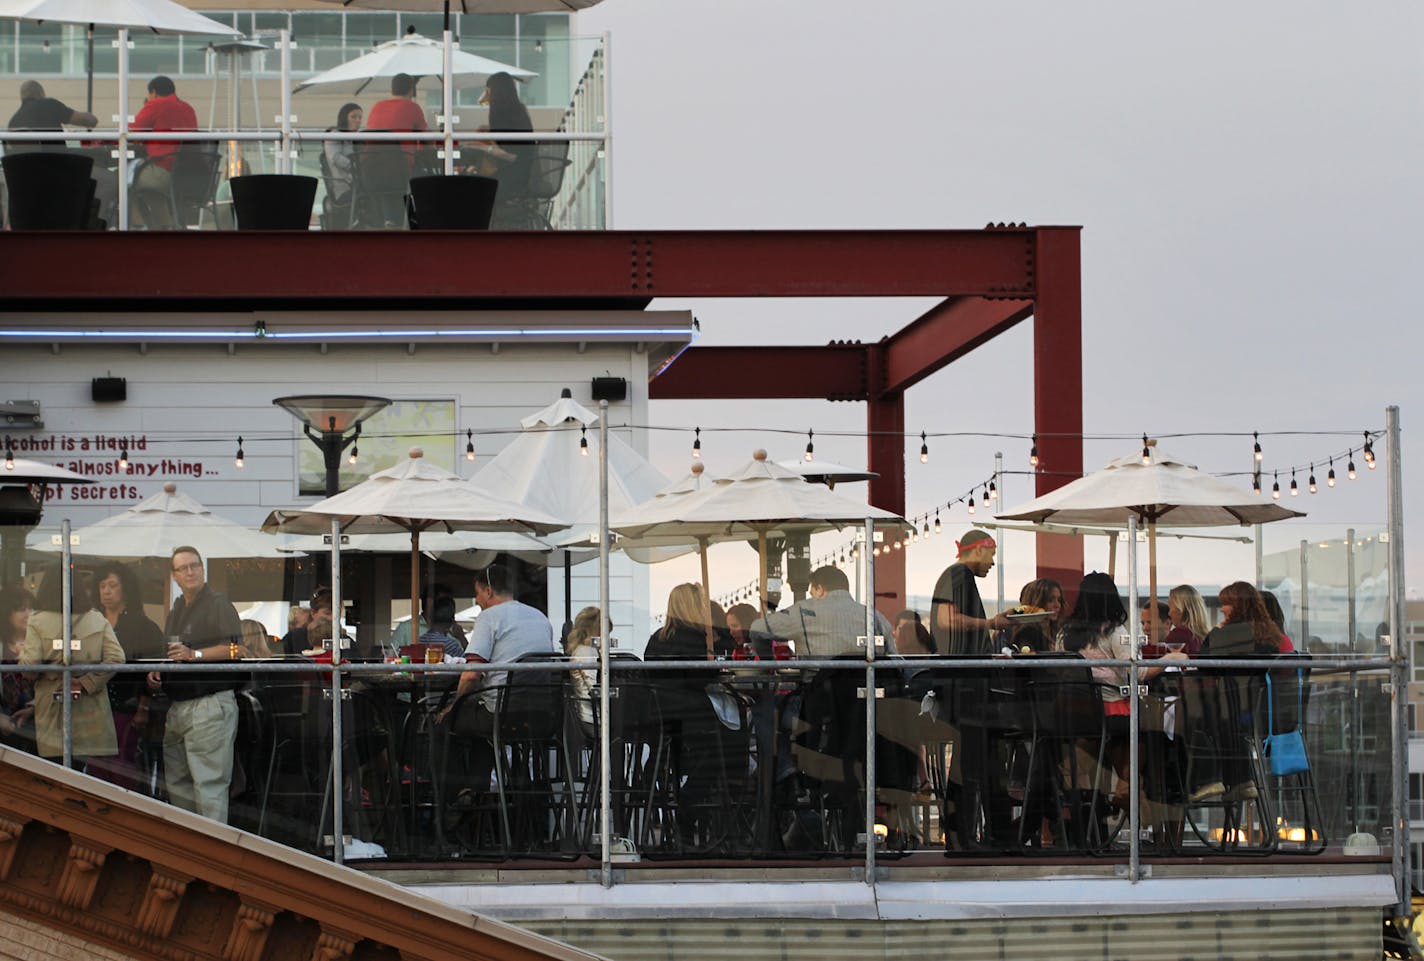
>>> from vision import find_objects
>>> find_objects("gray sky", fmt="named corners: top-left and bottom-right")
top-left (580, 0), bottom-right (1424, 614)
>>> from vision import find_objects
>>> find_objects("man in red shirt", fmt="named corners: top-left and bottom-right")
top-left (364, 72), bottom-right (429, 141)
top-left (131, 75), bottom-right (198, 228)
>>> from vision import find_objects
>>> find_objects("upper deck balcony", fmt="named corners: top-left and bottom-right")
top-left (0, 9), bottom-right (608, 230)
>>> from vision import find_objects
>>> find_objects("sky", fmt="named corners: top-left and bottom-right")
top-left (577, 0), bottom-right (1423, 620)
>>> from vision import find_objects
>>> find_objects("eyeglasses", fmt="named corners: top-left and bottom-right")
top-left (172, 562), bottom-right (203, 574)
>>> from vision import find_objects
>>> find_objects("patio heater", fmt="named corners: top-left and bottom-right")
top-left (273, 395), bottom-right (392, 497)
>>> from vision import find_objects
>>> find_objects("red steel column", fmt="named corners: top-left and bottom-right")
top-left (1032, 227), bottom-right (1085, 591)
top-left (866, 342), bottom-right (906, 619)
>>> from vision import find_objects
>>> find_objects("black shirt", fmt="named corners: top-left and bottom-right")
top-left (930, 562), bottom-right (990, 656)
top-left (163, 585), bottom-right (244, 702)
top-left (8, 97), bottom-right (79, 148)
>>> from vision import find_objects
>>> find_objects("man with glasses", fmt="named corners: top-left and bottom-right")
top-left (148, 545), bottom-right (243, 822)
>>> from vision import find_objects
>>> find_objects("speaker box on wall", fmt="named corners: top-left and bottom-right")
top-left (91, 377), bottom-right (127, 403)
top-left (591, 377), bottom-right (628, 402)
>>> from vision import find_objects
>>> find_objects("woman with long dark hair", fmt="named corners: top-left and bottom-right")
top-left (324, 101), bottom-right (364, 203)
top-left (94, 561), bottom-right (164, 789)
top-left (1204, 581), bottom-right (1285, 656)
top-left (1010, 577), bottom-right (1063, 654)
top-left (477, 71), bottom-right (534, 200)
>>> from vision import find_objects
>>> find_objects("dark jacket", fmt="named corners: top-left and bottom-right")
top-left (110, 607), bottom-right (166, 710)
top-left (164, 585), bottom-right (244, 702)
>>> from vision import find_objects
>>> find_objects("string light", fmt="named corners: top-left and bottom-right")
top-left (1327, 458), bottom-right (1336, 487)
top-left (119, 445), bottom-right (128, 472)
top-left (922, 520), bottom-right (930, 538)
top-left (1308, 465), bottom-right (1317, 494)
top-left (580, 425), bottom-right (589, 456)
top-left (234, 436), bottom-right (244, 469)
top-left (348, 442), bottom-right (358, 465)
top-left (1252, 473), bottom-right (1261, 495)
top-left (967, 495), bottom-right (976, 515)
top-left (692, 427), bottom-right (701, 459)
top-left (1029, 434), bottom-right (1039, 468)
top-left (1141, 434), bottom-right (1151, 465)
top-left (3, 440), bottom-right (12, 470)
top-left (892, 538), bottom-right (901, 551)
top-left (1347, 450), bottom-right (1356, 480)
top-left (988, 480), bottom-right (997, 502)
top-left (1289, 471), bottom-right (1298, 497)
top-left (1253, 431), bottom-right (1263, 463)
top-left (1271, 472), bottom-right (1280, 500)
top-left (465, 429), bottom-right (475, 461)
top-left (1363, 432), bottom-right (1376, 469)
top-left (919, 431), bottom-right (929, 464)
top-left (933, 510), bottom-right (941, 534)
top-left (804, 429), bottom-right (814, 462)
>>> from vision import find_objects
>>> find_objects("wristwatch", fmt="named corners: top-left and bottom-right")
top-left (192, 649), bottom-right (204, 660)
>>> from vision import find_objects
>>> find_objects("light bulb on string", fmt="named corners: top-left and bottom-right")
top-left (4, 441), bottom-right (12, 471)
top-left (465, 429), bottom-right (475, 461)
top-left (922, 520), bottom-right (930, 538)
top-left (1347, 450), bottom-right (1356, 479)
top-left (1271, 472), bottom-right (1280, 500)
top-left (348, 443), bottom-right (358, 465)
top-left (1289, 472), bottom-right (1298, 497)
top-left (1308, 465), bottom-right (1317, 494)
top-left (234, 436), bottom-right (244, 469)
top-left (919, 431), bottom-right (929, 464)
top-left (967, 495), bottom-right (976, 515)
top-left (933, 510), bottom-right (941, 534)
top-left (1029, 435), bottom-right (1039, 468)
top-left (892, 539), bottom-right (901, 551)
top-left (1141, 434), bottom-right (1151, 465)
top-left (1252, 473), bottom-right (1261, 495)
top-left (804, 429), bottom-right (814, 462)
top-left (988, 480), bottom-right (997, 502)
top-left (872, 546), bottom-right (882, 557)
top-left (580, 425), bottom-right (589, 456)
top-left (692, 427), bottom-right (701, 459)
top-left (1327, 458), bottom-right (1336, 487)
top-left (1363, 432), bottom-right (1375, 466)
top-left (119, 445), bottom-right (128, 472)
top-left (1253, 431), bottom-right (1263, 463)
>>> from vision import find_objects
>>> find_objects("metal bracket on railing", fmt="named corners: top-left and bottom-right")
top-left (855, 635), bottom-right (886, 650)
top-left (49, 534), bottom-right (79, 546)
top-left (1120, 685), bottom-right (1149, 698)
top-left (856, 687), bottom-right (886, 699)
top-left (320, 689), bottom-right (353, 701)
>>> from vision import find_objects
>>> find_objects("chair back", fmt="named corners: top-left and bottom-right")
top-left (230, 174), bottom-right (318, 230)
top-left (2, 151), bottom-right (94, 229)
top-left (353, 143), bottom-right (412, 193)
top-left (1025, 654), bottom-right (1105, 739)
top-left (496, 652), bottom-right (569, 741)
top-left (168, 146), bottom-right (222, 227)
top-left (525, 140), bottom-right (571, 200)
top-left (408, 174), bottom-right (498, 229)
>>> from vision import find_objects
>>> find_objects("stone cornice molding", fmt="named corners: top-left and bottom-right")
top-left (0, 747), bottom-right (602, 961)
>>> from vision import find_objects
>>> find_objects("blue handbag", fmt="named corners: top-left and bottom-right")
top-left (1263, 672), bottom-right (1309, 777)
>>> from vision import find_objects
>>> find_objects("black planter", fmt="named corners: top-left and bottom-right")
top-left (230, 174), bottom-right (318, 230)
top-left (2, 151), bottom-right (95, 230)
top-left (408, 174), bottom-right (498, 229)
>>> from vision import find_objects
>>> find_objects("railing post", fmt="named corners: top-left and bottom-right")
top-left (600, 32), bottom-right (612, 229)
top-left (994, 452), bottom-right (1005, 613)
top-left (330, 517), bottom-right (344, 865)
top-left (1386, 405), bottom-right (1408, 915)
top-left (61, 518), bottom-right (73, 768)
top-left (863, 517), bottom-right (876, 885)
top-left (1299, 540), bottom-right (1310, 651)
top-left (1126, 514), bottom-right (1140, 882)
top-left (116, 29), bottom-right (130, 230)
top-left (440, 30), bottom-right (455, 176)
top-left (279, 30), bottom-right (293, 176)
top-left (598, 400), bottom-right (612, 888)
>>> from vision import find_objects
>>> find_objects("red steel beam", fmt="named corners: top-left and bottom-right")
top-left (881, 296), bottom-right (1034, 394)
top-left (649, 345), bottom-right (868, 401)
top-left (0, 229), bottom-right (1036, 305)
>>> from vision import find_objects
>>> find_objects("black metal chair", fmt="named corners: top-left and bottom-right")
top-left (349, 142), bottom-right (413, 228)
top-left (1, 151), bottom-right (95, 229)
top-left (168, 145), bottom-right (223, 228)
top-left (492, 140), bottom-right (570, 229)
top-left (576, 670), bottom-right (676, 855)
top-left (1022, 656), bottom-right (1116, 853)
top-left (1262, 654), bottom-right (1326, 853)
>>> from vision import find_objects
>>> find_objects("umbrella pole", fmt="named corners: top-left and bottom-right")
top-left (757, 531), bottom-right (769, 619)
top-left (1108, 531), bottom-right (1118, 580)
top-left (410, 529), bottom-right (421, 643)
top-left (698, 536), bottom-right (713, 656)
top-left (1147, 517), bottom-right (1158, 640)
top-left (564, 550), bottom-right (573, 639)
top-left (86, 24), bottom-right (94, 114)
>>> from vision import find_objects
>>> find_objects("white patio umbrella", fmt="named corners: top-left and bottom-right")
top-left (2, 456), bottom-right (91, 486)
top-left (32, 482), bottom-right (285, 560)
top-left (292, 33), bottom-right (534, 95)
top-left (0, 0), bottom-right (240, 111)
top-left (1, 456), bottom-right (93, 583)
top-left (614, 449), bottom-right (907, 648)
top-left (994, 440), bottom-right (1305, 633)
top-left (261, 447), bottom-right (566, 643)
top-left (774, 459), bottom-right (878, 488)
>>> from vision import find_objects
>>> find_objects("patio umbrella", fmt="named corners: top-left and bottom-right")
top-left (32, 482), bottom-right (285, 560)
top-left (613, 449), bottom-right (906, 650)
top-left (261, 447), bottom-right (566, 646)
top-left (994, 441), bottom-right (1304, 634)
top-left (292, 32), bottom-right (534, 95)
top-left (0, 0), bottom-right (240, 111)
top-left (774, 459), bottom-right (878, 489)
top-left (1, 456), bottom-right (93, 583)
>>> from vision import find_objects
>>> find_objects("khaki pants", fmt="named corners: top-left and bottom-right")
top-left (132, 161), bottom-right (174, 228)
top-left (164, 690), bottom-right (237, 823)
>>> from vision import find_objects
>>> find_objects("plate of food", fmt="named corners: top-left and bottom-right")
top-left (1004, 605), bottom-right (1052, 623)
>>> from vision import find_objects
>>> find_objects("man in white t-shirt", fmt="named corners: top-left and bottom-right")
top-left (440, 564), bottom-right (555, 813)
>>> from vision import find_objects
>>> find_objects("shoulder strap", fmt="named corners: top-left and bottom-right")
top-left (1265, 672), bottom-right (1276, 733)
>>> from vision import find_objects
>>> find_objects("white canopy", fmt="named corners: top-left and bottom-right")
top-left (293, 33), bottom-right (534, 95)
top-left (0, 0), bottom-right (238, 34)
top-left (33, 482), bottom-right (284, 560)
top-left (2, 457), bottom-right (92, 486)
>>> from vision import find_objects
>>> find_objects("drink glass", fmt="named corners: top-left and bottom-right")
top-left (425, 645), bottom-right (442, 664)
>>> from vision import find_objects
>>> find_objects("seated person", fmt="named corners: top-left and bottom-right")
top-left (130, 75), bottom-right (198, 229)
top-left (750, 565), bottom-right (894, 659)
top-left (418, 596), bottom-right (466, 660)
